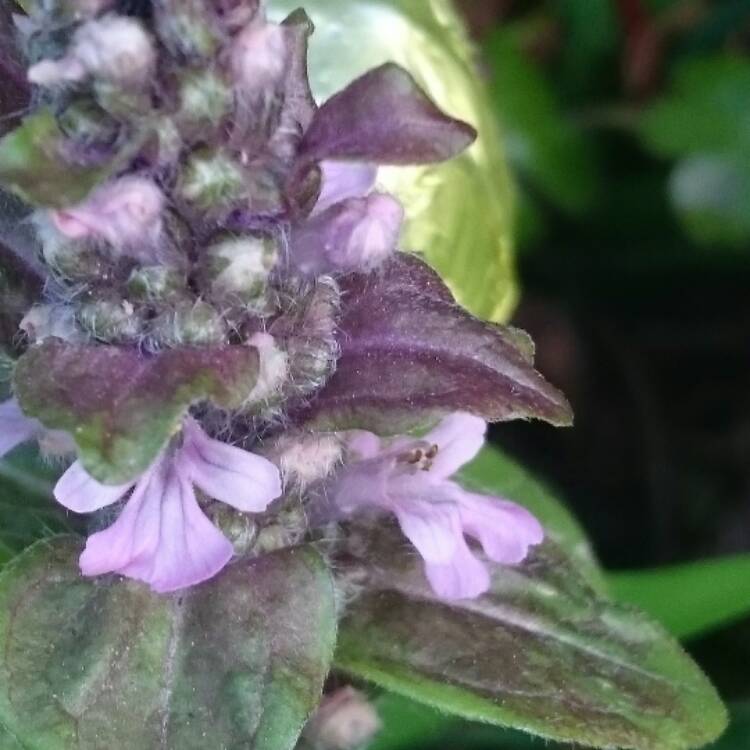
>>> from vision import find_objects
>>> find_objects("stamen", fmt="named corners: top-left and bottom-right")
top-left (405, 448), bottom-right (423, 464)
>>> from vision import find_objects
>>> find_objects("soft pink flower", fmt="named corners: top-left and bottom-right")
top-left (51, 176), bottom-right (165, 258)
top-left (230, 16), bottom-right (287, 96)
top-left (330, 413), bottom-right (544, 600)
top-left (54, 418), bottom-right (282, 593)
top-left (0, 398), bottom-right (41, 457)
top-left (291, 192), bottom-right (404, 276)
top-left (289, 157), bottom-right (403, 275)
top-left (28, 15), bottom-right (155, 89)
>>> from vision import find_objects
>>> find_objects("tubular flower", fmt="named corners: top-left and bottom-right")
top-left (54, 418), bottom-right (282, 592)
top-left (328, 413), bottom-right (544, 600)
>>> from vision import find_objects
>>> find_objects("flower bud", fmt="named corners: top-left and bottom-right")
top-left (230, 17), bottom-right (287, 101)
top-left (303, 688), bottom-right (381, 750)
top-left (229, 16), bottom-right (288, 143)
top-left (153, 0), bottom-right (222, 63)
top-left (213, 0), bottom-right (260, 33)
top-left (177, 148), bottom-right (247, 217)
top-left (149, 300), bottom-right (228, 348)
top-left (127, 266), bottom-right (186, 303)
top-left (29, 15), bottom-right (156, 92)
top-left (20, 305), bottom-right (83, 343)
top-left (207, 504), bottom-right (258, 556)
top-left (35, 216), bottom-right (109, 282)
top-left (57, 98), bottom-right (121, 151)
top-left (253, 505), bottom-right (308, 555)
top-left (51, 177), bottom-right (165, 261)
top-left (245, 332), bottom-right (289, 407)
top-left (271, 277), bottom-right (340, 396)
top-left (265, 431), bottom-right (343, 489)
top-left (148, 116), bottom-right (183, 168)
top-left (199, 234), bottom-right (277, 309)
top-left (77, 299), bottom-right (143, 343)
top-left (176, 69), bottom-right (233, 141)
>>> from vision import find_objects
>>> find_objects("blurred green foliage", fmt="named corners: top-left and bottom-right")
top-left (482, 0), bottom-right (750, 255)
top-left (610, 555), bottom-right (750, 641)
top-left (640, 55), bottom-right (750, 245)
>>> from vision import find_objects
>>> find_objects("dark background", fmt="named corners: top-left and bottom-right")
top-left (455, 0), bottom-right (750, 706)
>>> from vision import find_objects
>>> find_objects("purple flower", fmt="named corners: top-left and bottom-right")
top-left (0, 398), bottom-right (41, 457)
top-left (313, 162), bottom-right (378, 216)
top-left (329, 413), bottom-right (544, 600)
top-left (289, 160), bottom-right (403, 276)
top-left (54, 418), bottom-right (282, 593)
top-left (291, 190), bottom-right (404, 276)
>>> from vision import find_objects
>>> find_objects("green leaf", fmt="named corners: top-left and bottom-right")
top-left (335, 527), bottom-right (727, 749)
top-left (0, 109), bottom-right (145, 208)
top-left (0, 110), bottom-right (107, 207)
top-left (0, 448), bottom-right (69, 568)
top-left (609, 555), bottom-right (750, 641)
top-left (0, 537), bottom-right (337, 749)
top-left (269, 0), bottom-right (518, 323)
top-left (458, 445), bottom-right (605, 592)
top-left (14, 340), bottom-right (260, 484)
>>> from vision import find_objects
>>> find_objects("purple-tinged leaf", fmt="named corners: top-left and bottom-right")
top-left (298, 63), bottom-right (477, 166)
top-left (280, 9), bottom-right (317, 134)
top-left (14, 340), bottom-right (259, 484)
top-left (300, 254), bottom-right (572, 433)
top-left (335, 522), bottom-right (727, 750)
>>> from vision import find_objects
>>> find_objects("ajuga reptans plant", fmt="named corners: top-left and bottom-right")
top-left (0, 2), bottom-right (728, 749)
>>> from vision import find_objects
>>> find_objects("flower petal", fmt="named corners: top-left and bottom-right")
top-left (343, 429), bottom-right (383, 461)
top-left (54, 460), bottom-right (132, 513)
top-left (0, 398), bottom-right (39, 457)
top-left (453, 484), bottom-right (544, 565)
top-left (424, 412), bottom-right (486, 479)
top-left (291, 193), bottom-right (403, 275)
top-left (329, 452), bottom-right (393, 515)
top-left (80, 456), bottom-right (234, 593)
top-left (393, 495), bottom-right (490, 600)
top-left (314, 161), bottom-right (377, 214)
top-left (181, 419), bottom-right (281, 513)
